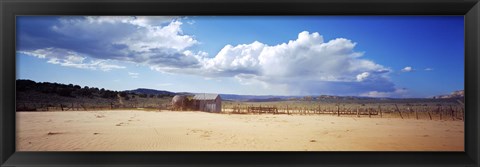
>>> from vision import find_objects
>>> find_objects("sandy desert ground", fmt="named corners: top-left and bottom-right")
top-left (16, 110), bottom-right (464, 151)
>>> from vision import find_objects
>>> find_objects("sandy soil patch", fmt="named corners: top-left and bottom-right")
top-left (16, 110), bottom-right (464, 151)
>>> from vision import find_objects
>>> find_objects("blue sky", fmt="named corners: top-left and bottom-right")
top-left (16, 16), bottom-right (464, 98)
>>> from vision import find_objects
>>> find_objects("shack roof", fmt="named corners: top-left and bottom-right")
top-left (192, 93), bottom-right (220, 100)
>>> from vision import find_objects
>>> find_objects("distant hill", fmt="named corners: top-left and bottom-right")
top-left (219, 94), bottom-right (381, 102)
top-left (18, 79), bottom-right (462, 106)
top-left (128, 88), bottom-right (176, 96)
top-left (219, 94), bottom-right (297, 101)
top-left (432, 90), bottom-right (464, 99)
top-left (16, 80), bottom-right (174, 111)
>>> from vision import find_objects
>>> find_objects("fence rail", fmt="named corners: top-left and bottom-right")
top-left (16, 102), bottom-right (172, 112)
top-left (17, 102), bottom-right (464, 121)
top-left (222, 103), bottom-right (464, 121)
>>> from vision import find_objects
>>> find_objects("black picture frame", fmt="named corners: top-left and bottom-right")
top-left (1, 0), bottom-right (479, 166)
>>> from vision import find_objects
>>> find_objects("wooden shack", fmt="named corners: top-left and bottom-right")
top-left (193, 93), bottom-right (222, 112)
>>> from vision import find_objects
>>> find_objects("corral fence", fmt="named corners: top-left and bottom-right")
top-left (17, 101), bottom-right (465, 121)
top-left (223, 102), bottom-right (465, 121)
top-left (16, 102), bottom-right (173, 111)
top-left (244, 106), bottom-right (278, 114)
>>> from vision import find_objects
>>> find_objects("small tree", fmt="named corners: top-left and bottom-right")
top-left (58, 88), bottom-right (73, 97)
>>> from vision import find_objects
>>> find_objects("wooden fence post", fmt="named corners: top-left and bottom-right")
top-left (395, 104), bottom-right (403, 119)
top-left (410, 107), bottom-right (418, 120)
top-left (368, 108), bottom-right (371, 118)
top-left (406, 107), bottom-right (410, 119)
top-left (259, 104), bottom-right (262, 114)
top-left (356, 107), bottom-right (359, 117)
top-left (378, 105), bottom-right (382, 118)
top-left (337, 105), bottom-right (340, 117)
top-left (238, 104), bottom-right (241, 113)
top-left (427, 107), bottom-right (432, 120)
top-left (461, 107), bottom-right (464, 122)
top-left (450, 105), bottom-right (455, 121)
top-left (439, 107), bottom-right (443, 120)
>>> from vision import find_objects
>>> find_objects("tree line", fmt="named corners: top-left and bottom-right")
top-left (16, 79), bottom-right (172, 100)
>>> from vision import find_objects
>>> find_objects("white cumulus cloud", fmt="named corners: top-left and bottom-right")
top-left (356, 72), bottom-right (370, 82)
top-left (19, 48), bottom-right (125, 71)
top-left (360, 88), bottom-right (408, 98)
top-left (44, 16), bottom-right (199, 69)
top-left (18, 16), bottom-right (403, 97)
top-left (128, 72), bottom-right (140, 78)
top-left (170, 31), bottom-right (395, 96)
top-left (401, 66), bottom-right (413, 72)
